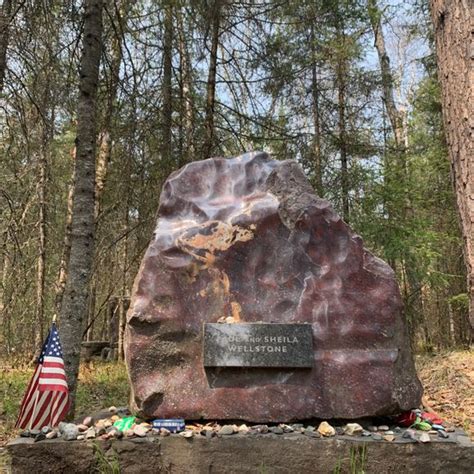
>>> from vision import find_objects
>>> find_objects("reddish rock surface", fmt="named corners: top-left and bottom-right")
top-left (124, 151), bottom-right (422, 422)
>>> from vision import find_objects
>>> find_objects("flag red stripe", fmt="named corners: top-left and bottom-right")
top-left (38, 392), bottom-right (58, 430)
top-left (51, 392), bottom-right (69, 426)
top-left (22, 366), bottom-right (41, 403)
top-left (19, 391), bottom-right (44, 430)
top-left (48, 392), bottom-right (61, 427)
top-left (27, 390), bottom-right (69, 429)
top-left (60, 395), bottom-right (70, 418)
top-left (31, 391), bottom-right (53, 429)
top-left (39, 373), bottom-right (67, 381)
top-left (38, 384), bottom-right (68, 392)
top-left (16, 368), bottom-right (42, 428)
top-left (17, 367), bottom-right (40, 413)
top-left (43, 362), bottom-right (65, 369)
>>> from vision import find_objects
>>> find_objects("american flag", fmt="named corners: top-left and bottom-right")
top-left (16, 322), bottom-right (70, 430)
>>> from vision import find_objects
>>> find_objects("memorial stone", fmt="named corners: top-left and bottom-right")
top-left (124, 151), bottom-right (422, 422)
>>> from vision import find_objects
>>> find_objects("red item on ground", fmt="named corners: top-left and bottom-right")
top-left (421, 412), bottom-right (443, 425)
top-left (396, 411), bottom-right (417, 427)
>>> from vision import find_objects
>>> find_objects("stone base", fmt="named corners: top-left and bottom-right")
top-left (6, 432), bottom-right (474, 474)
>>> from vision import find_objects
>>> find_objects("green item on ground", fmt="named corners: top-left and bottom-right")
top-left (412, 417), bottom-right (432, 431)
top-left (113, 416), bottom-right (136, 431)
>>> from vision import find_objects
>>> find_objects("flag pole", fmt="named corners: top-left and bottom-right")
top-left (52, 313), bottom-right (57, 324)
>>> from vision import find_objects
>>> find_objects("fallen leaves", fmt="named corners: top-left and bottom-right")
top-left (416, 350), bottom-right (473, 438)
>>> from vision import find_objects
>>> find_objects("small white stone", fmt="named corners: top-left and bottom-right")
top-left (133, 425), bottom-right (149, 437)
top-left (218, 425), bottom-right (235, 436)
top-left (85, 427), bottom-right (96, 439)
top-left (83, 416), bottom-right (93, 427)
top-left (419, 433), bottom-right (431, 443)
top-left (317, 421), bottom-right (336, 437)
top-left (344, 423), bottom-right (363, 436)
top-left (59, 422), bottom-right (79, 441)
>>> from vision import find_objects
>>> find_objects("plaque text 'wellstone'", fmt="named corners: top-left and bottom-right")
top-left (203, 323), bottom-right (313, 368)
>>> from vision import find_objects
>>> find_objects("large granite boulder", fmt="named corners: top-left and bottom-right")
top-left (125, 151), bottom-right (422, 422)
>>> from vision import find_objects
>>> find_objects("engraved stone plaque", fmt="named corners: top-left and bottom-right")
top-left (203, 323), bottom-right (313, 368)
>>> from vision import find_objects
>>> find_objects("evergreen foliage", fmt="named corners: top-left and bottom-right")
top-left (0, 0), bottom-right (470, 359)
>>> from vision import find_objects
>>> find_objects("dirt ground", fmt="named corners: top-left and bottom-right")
top-left (416, 350), bottom-right (473, 437)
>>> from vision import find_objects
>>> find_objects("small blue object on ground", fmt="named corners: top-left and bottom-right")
top-left (151, 419), bottom-right (185, 433)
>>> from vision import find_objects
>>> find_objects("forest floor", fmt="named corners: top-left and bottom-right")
top-left (0, 350), bottom-right (472, 447)
top-left (416, 350), bottom-right (473, 436)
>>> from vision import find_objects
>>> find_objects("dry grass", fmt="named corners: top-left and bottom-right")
top-left (416, 349), bottom-right (473, 437)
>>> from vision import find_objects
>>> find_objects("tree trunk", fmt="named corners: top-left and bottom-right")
top-left (88, 0), bottom-right (128, 341)
top-left (33, 52), bottom-right (57, 355)
top-left (369, 0), bottom-right (423, 333)
top-left (368, 0), bottom-right (410, 216)
top-left (338, 78), bottom-right (349, 223)
top-left (368, 0), bottom-right (405, 150)
top-left (1, 251), bottom-right (11, 354)
top-left (430, 0), bottom-right (474, 328)
top-left (202, 1), bottom-right (221, 159)
top-left (161, 1), bottom-right (173, 175)
top-left (34, 134), bottom-right (48, 354)
top-left (95, 0), bottom-right (127, 221)
top-left (335, 19), bottom-right (349, 223)
top-left (54, 152), bottom-right (75, 316)
top-left (177, 7), bottom-right (194, 165)
top-left (117, 127), bottom-right (132, 361)
top-left (310, 23), bottom-right (323, 197)
top-left (368, 0), bottom-right (412, 226)
top-left (60, 0), bottom-right (103, 417)
top-left (0, 0), bottom-right (12, 93)
top-left (368, 0), bottom-right (411, 211)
